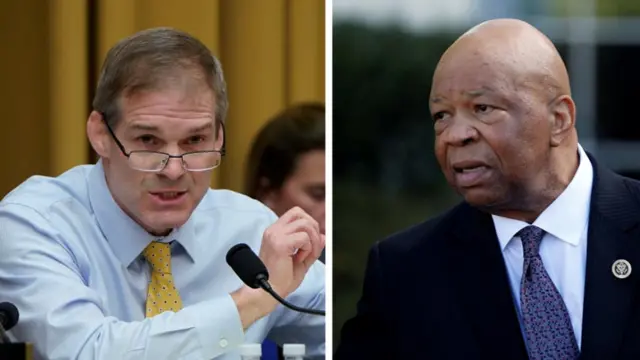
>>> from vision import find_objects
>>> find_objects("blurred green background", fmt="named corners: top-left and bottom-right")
top-left (333, 20), bottom-right (459, 334)
top-left (332, 21), bottom-right (462, 347)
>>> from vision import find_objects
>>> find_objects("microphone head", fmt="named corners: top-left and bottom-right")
top-left (226, 243), bottom-right (269, 289)
top-left (0, 302), bottom-right (19, 331)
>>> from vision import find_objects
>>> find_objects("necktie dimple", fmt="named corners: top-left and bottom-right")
top-left (142, 241), bottom-right (183, 317)
top-left (518, 225), bottom-right (580, 360)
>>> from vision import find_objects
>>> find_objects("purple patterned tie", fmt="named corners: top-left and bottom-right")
top-left (518, 225), bottom-right (579, 360)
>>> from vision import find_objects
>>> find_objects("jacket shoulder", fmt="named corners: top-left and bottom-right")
top-left (376, 202), bottom-right (467, 256)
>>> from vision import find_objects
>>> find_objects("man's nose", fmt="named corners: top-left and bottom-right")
top-left (160, 156), bottom-right (186, 180)
top-left (441, 117), bottom-right (479, 147)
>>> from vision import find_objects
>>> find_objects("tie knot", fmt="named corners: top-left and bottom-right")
top-left (517, 225), bottom-right (546, 258)
top-left (143, 242), bottom-right (172, 273)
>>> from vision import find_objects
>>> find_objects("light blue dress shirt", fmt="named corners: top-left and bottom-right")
top-left (0, 161), bottom-right (325, 360)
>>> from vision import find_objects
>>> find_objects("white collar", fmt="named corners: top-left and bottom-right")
top-left (492, 144), bottom-right (594, 250)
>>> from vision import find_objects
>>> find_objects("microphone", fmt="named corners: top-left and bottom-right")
top-left (0, 302), bottom-right (19, 344)
top-left (226, 243), bottom-right (325, 316)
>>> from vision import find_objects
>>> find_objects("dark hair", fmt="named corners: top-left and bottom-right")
top-left (92, 27), bottom-right (228, 128)
top-left (245, 102), bottom-right (325, 199)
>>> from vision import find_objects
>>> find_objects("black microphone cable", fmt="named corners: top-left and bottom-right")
top-left (226, 243), bottom-right (325, 317)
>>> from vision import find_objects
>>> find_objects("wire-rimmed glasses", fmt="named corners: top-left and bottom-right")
top-left (101, 115), bottom-right (226, 172)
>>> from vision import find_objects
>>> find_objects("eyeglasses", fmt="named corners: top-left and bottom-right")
top-left (101, 114), bottom-right (226, 172)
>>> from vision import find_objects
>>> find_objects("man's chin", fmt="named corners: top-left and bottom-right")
top-left (459, 187), bottom-right (499, 208)
top-left (143, 212), bottom-right (191, 234)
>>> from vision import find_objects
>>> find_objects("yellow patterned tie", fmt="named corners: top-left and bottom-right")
top-left (142, 242), bottom-right (183, 317)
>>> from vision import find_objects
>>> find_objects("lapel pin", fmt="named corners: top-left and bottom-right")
top-left (612, 259), bottom-right (632, 279)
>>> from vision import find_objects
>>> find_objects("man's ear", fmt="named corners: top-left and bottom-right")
top-left (549, 95), bottom-right (576, 147)
top-left (87, 111), bottom-right (111, 158)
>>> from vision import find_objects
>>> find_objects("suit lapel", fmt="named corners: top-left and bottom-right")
top-left (448, 204), bottom-right (529, 359)
top-left (581, 160), bottom-right (640, 360)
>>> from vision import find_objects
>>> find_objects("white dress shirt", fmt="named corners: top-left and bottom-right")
top-left (491, 144), bottom-right (593, 349)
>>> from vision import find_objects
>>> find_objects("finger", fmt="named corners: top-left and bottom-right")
top-left (280, 207), bottom-right (320, 233)
top-left (283, 218), bottom-right (317, 236)
top-left (277, 206), bottom-right (305, 223)
top-left (309, 207), bottom-right (325, 235)
top-left (293, 244), bottom-right (313, 264)
top-left (283, 218), bottom-right (321, 254)
top-left (292, 232), bottom-right (318, 265)
top-left (306, 226), bottom-right (323, 263)
top-left (279, 231), bottom-right (312, 256)
top-left (302, 233), bottom-right (325, 269)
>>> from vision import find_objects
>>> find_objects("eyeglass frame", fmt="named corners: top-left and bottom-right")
top-left (100, 113), bottom-right (227, 172)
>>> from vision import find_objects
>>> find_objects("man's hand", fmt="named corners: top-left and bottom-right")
top-left (231, 207), bottom-right (325, 329)
top-left (259, 206), bottom-right (325, 297)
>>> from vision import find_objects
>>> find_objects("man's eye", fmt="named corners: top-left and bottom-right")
top-left (137, 135), bottom-right (156, 144)
top-left (432, 112), bottom-right (447, 121)
top-left (188, 136), bottom-right (206, 144)
top-left (474, 104), bottom-right (494, 113)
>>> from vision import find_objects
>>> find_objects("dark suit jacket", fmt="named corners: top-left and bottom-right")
top-left (335, 158), bottom-right (640, 359)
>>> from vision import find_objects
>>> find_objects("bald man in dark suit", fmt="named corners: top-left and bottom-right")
top-left (336, 18), bottom-right (640, 360)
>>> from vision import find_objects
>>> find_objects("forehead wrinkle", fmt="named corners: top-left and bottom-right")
top-left (125, 117), bottom-right (214, 138)
top-left (464, 85), bottom-right (500, 97)
top-left (432, 59), bottom-right (515, 100)
top-left (128, 123), bottom-right (159, 132)
top-left (187, 122), bottom-right (215, 133)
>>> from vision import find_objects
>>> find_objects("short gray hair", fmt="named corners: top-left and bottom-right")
top-left (93, 27), bottom-right (228, 128)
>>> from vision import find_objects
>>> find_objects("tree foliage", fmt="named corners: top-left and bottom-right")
top-left (333, 20), bottom-right (462, 347)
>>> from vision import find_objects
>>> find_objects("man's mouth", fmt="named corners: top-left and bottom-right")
top-left (149, 191), bottom-right (187, 201)
top-left (450, 160), bottom-right (492, 187)
top-left (453, 165), bottom-right (488, 174)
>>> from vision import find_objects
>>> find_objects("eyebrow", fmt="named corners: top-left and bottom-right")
top-left (430, 86), bottom-right (497, 104)
top-left (464, 89), bottom-right (493, 98)
top-left (464, 87), bottom-right (495, 97)
top-left (129, 123), bottom-right (159, 132)
top-left (430, 96), bottom-right (445, 104)
top-left (187, 123), bottom-right (215, 134)
top-left (128, 122), bottom-right (214, 133)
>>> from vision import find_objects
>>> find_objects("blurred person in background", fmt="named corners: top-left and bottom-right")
top-left (245, 102), bottom-right (326, 262)
top-left (0, 27), bottom-right (325, 360)
top-left (245, 102), bottom-right (326, 359)
top-left (336, 18), bottom-right (640, 360)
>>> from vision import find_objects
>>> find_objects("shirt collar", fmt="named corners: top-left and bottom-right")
top-left (492, 144), bottom-right (594, 251)
top-left (87, 160), bottom-right (198, 267)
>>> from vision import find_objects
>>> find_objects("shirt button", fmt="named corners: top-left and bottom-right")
top-left (219, 338), bottom-right (228, 348)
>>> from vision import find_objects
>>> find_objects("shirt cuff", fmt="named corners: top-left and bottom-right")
top-left (183, 295), bottom-right (245, 359)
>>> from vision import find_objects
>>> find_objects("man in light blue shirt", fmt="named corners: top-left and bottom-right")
top-left (0, 27), bottom-right (325, 360)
